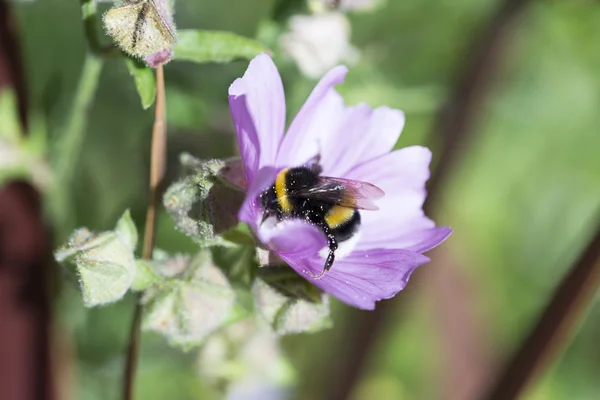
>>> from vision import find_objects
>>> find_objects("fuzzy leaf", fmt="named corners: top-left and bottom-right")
top-left (132, 259), bottom-right (160, 291)
top-left (142, 250), bottom-right (238, 349)
top-left (253, 275), bottom-right (332, 335)
top-left (115, 209), bottom-right (138, 250)
top-left (56, 230), bottom-right (136, 307)
top-left (55, 211), bottom-right (139, 307)
top-left (125, 58), bottom-right (156, 109)
top-left (163, 155), bottom-right (245, 247)
top-left (173, 30), bottom-right (268, 64)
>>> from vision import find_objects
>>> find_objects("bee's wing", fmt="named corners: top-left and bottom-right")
top-left (296, 176), bottom-right (385, 211)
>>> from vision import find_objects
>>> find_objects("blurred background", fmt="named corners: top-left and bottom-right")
top-left (5, 0), bottom-right (600, 398)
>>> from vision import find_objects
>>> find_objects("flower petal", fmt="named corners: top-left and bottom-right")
top-left (322, 106), bottom-right (405, 177)
top-left (229, 53), bottom-right (286, 182)
top-left (238, 166), bottom-right (278, 230)
top-left (276, 65), bottom-right (348, 167)
top-left (282, 249), bottom-right (429, 310)
top-left (259, 219), bottom-right (326, 259)
top-left (345, 146), bottom-right (436, 250)
top-left (395, 226), bottom-right (452, 253)
top-left (229, 95), bottom-right (259, 183)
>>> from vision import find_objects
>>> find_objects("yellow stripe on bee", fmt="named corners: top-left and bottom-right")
top-left (325, 206), bottom-right (355, 228)
top-left (275, 168), bottom-right (292, 214)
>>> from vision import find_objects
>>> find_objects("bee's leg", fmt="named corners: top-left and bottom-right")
top-left (305, 225), bottom-right (338, 280)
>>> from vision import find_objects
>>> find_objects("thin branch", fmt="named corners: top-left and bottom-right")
top-left (481, 220), bottom-right (600, 400)
top-left (50, 54), bottom-right (103, 233)
top-left (79, 0), bottom-right (117, 57)
top-left (142, 64), bottom-right (167, 260)
top-left (0, 2), bottom-right (54, 400)
top-left (50, 1), bottom-right (106, 235)
top-left (323, 1), bottom-right (530, 399)
top-left (122, 64), bottom-right (167, 400)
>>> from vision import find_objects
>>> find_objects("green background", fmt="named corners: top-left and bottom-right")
top-left (11, 0), bottom-right (600, 398)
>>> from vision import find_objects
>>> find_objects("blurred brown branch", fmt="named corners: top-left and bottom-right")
top-left (481, 221), bottom-right (600, 400)
top-left (0, 0), bottom-right (27, 128)
top-left (0, 3), bottom-right (54, 400)
top-left (323, 0), bottom-right (531, 399)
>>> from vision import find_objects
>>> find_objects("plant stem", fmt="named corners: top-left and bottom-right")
top-left (80, 0), bottom-right (116, 56)
top-left (142, 64), bottom-right (167, 260)
top-left (50, 54), bottom-right (102, 233)
top-left (482, 221), bottom-right (600, 400)
top-left (122, 64), bottom-right (167, 400)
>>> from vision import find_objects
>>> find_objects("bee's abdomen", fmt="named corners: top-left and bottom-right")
top-left (325, 206), bottom-right (361, 242)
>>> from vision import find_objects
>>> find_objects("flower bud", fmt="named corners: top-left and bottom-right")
top-left (103, 0), bottom-right (177, 65)
top-left (164, 154), bottom-right (245, 247)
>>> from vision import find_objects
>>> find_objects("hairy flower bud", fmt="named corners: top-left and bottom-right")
top-left (164, 154), bottom-right (245, 247)
top-left (103, 0), bottom-right (177, 66)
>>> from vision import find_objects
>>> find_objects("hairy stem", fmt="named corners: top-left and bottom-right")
top-left (122, 64), bottom-right (167, 400)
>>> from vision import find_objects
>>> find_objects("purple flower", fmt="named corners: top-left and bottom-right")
top-left (228, 53), bottom-right (451, 310)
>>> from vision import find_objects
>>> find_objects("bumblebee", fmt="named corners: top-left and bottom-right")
top-left (260, 160), bottom-right (384, 279)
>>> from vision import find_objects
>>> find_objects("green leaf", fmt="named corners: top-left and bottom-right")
top-left (142, 250), bottom-right (238, 350)
top-left (115, 209), bottom-right (138, 251)
top-left (253, 276), bottom-right (332, 335)
top-left (55, 229), bottom-right (137, 307)
top-left (125, 57), bottom-right (156, 109)
top-left (173, 30), bottom-right (269, 64)
top-left (132, 259), bottom-right (160, 291)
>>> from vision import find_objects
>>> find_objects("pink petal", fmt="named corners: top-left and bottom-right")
top-left (282, 249), bottom-right (429, 310)
top-left (276, 66), bottom-right (348, 167)
top-left (229, 54), bottom-right (286, 183)
top-left (259, 219), bottom-right (326, 259)
top-left (395, 226), bottom-right (453, 253)
top-left (346, 146), bottom-right (436, 250)
top-left (229, 95), bottom-right (259, 183)
top-left (322, 106), bottom-right (405, 177)
top-left (238, 166), bottom-right (278, 230)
